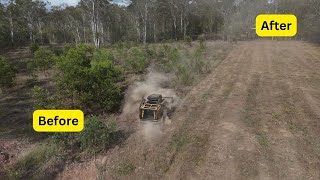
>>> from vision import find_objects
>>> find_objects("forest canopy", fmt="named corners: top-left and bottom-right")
top-left (0, 0), bottom-right (319, 48)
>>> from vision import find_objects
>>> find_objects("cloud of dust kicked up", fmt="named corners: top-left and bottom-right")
top-left (121, 71), bottom-right (180, 144)
top-left (121, 71), bottom-right (179, 119)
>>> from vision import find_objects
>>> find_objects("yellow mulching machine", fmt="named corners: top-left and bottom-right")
top-left (139, 94), bottom-right (164, 120)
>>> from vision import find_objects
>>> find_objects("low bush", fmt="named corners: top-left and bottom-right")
top-left (63, 43), bottom-right (76, 54)
top-left (175, 65), bottom-right (193, 85)
top-left (31, 86), bottom-right (54, 109)
top-left (145, 45), bottom-right (157, 59)
top-left (28, 48), bottom-right (55, 77)
top-left (125, 47), bottom-right (148, 72)
top-left (5, 143), bottom-right (64, 180)
top-left (157, 46), bottom-right (180, 72)
top-left (0, 56), bottom-right (16, 90)
top-left (198, 35), bottom-right (206, 49)
top-left (78, 116), bottom-right (117, 152)
top-left (192, 46), bottom-right (206, 74)
top-left (51, 116), bottom-right (117, 154)
top-left (30, 43), bottom-right (39, 54)
top-left (117, 161), bottom-right (135, 176)
top-left (56, 45), bottom-right (124, 112)
top-left (185, 36), bottom-right (192, 46)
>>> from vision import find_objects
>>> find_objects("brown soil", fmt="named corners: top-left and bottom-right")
top-left (58, 40), bottom-right (320, 179)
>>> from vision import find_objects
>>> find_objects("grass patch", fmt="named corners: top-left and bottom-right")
top-left (242, 75), bottom-right (261, 127)
top-left (117, 161), bottom-right (135, 176)
top-left (255, 132), bottom-right (268, 148)
top-left (155, 130), bottom-right (191, 173)
top-left (4, 116), bottom-right (123, 180)
top-left (5, 143), bottom-right (65, 180)
top-left (170, 131), bottom-right (191, 152)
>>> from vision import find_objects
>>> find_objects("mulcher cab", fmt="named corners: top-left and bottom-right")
top-left (139, 94), bottom-right (173, 120)
top-left (139, 94), bottom-right (163, 120)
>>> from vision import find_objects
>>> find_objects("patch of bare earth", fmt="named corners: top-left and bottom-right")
top-left (57, 41), bottom-right (320, 180)
top-left (0, 47), bottom-right (49, 176)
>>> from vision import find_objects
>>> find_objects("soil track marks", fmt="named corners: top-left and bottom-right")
top-left (147, 41), bottom-right (320, 180)
top-left (164, 40), bottom-right (320, 180)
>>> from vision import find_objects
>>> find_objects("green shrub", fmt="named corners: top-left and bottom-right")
top-left (92, 49), bottom-right (114, 63)
top-left (156, 45), bottom-right (166, 59)
top-left (198, 35), bottom-right (206, 49)
top-left (63, 43), bottom-right (76, 54)
top-left (168, 47), bottom-right (179, 62)
top-left (56, 45), bottom-right (123, 111)
top-left (31, 86), bottom-right (54, 109)
top-left (126, 47), bottom-right (148, 72)
top-left (158, 46), bottom-right (180, 72)
top-left (51, 116), bottom-right (117, 153)
top-left (162, 44), bottom-right (171, 51)
top-left (117, 161), bottom-right (135, 176)
top-left (78, 116), bottom-right (117, 152)
top-left (51, 46), bottom-right (64, 56)
top-left (30, 43), bottom-right (40, 54)
top-left (145, 45), bottom-right (157, 59)
top-left (176, 65), bottom-right (193, 85)
top-left (29, 48), bottom-right (55, 76)
top-left (193, 47), bottom-right (206, 74)
top-left (0, 57), bottom-right (16, 90)
top-left (185, 36), bottom-right (192, 46)
top-left (113, 41), bottom-right (133, 49)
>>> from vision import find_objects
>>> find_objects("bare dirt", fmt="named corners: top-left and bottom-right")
top-left (0, 48), bottom-right (49, 176)
top-left (58, 40), bottom-right (320, 179)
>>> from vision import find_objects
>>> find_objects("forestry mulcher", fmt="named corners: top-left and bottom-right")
top-left (139, 94), bottom-right (173, 120)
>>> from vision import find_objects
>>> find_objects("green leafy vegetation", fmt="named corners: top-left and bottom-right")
top-left (77, 116), bottom-right (117, 152)
top-left (192, 46), bottom-right (207, 74)
top-left (0, 0), bottom-right (318, 49)
top-left (125, 47), bottom-right (148, 72)
top-left (185, 36), bottom-right (192, 46)
top-left (4, 116), bottom-right (119, 179)
top-left (117, 161), bottom-right (135, 176)
top-left (53, 45), bottom-right (124, 112)
top-left (176, 65), bottom-right (193, 86)
top-left (30, 43), bottom-right (40, 54)
top-left (199, 35), bottom-right (206, 49)
top-left (52, 116), bottom-right (118, 154)
top-left (5, 143), bottom-right (65, 180)
top-left (170, 131), bottom-right (191, 152)
top-left (0, 56), bottom-right (16, 90)
top-left (31, 86), bottom-right (54, 109)
top-left (28, 48), bottom-right (55, 77)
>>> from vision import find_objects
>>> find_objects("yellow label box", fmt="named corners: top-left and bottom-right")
top-left (33, 110), bottom-right (84, 132)
top-left (256, 14), bottom-right (297, 37)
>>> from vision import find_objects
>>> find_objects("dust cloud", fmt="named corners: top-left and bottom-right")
top-left (140, 121), bottom-right (163, 144)
top-left (121, 71), bottom-right (179, 119)
top-left (121, 70), bottom-right (180, 144)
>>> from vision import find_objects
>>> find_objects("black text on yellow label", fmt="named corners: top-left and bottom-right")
top-left (33, 110), bottom-right (84, 132)
top-left (256, 14), bottom-right (297, 37)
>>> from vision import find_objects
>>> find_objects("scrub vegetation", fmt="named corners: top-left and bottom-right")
top-left (1, 38), bottom-right (232, 179)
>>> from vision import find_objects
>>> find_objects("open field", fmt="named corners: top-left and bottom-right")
top-left (57, 40), bottom-right (320, 179)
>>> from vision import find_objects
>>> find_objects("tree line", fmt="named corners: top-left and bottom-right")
top-left (0, 0), bottom-right (319, 48)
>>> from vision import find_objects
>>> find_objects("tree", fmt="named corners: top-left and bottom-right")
top-left (56, 45), bottom-right (123, 111)
top-left (0, 0), bottom-right (319, 47)
top-left (4, 0), bottom-right (16, 47)
top-left (80, 0), bottom-right (111, 48)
